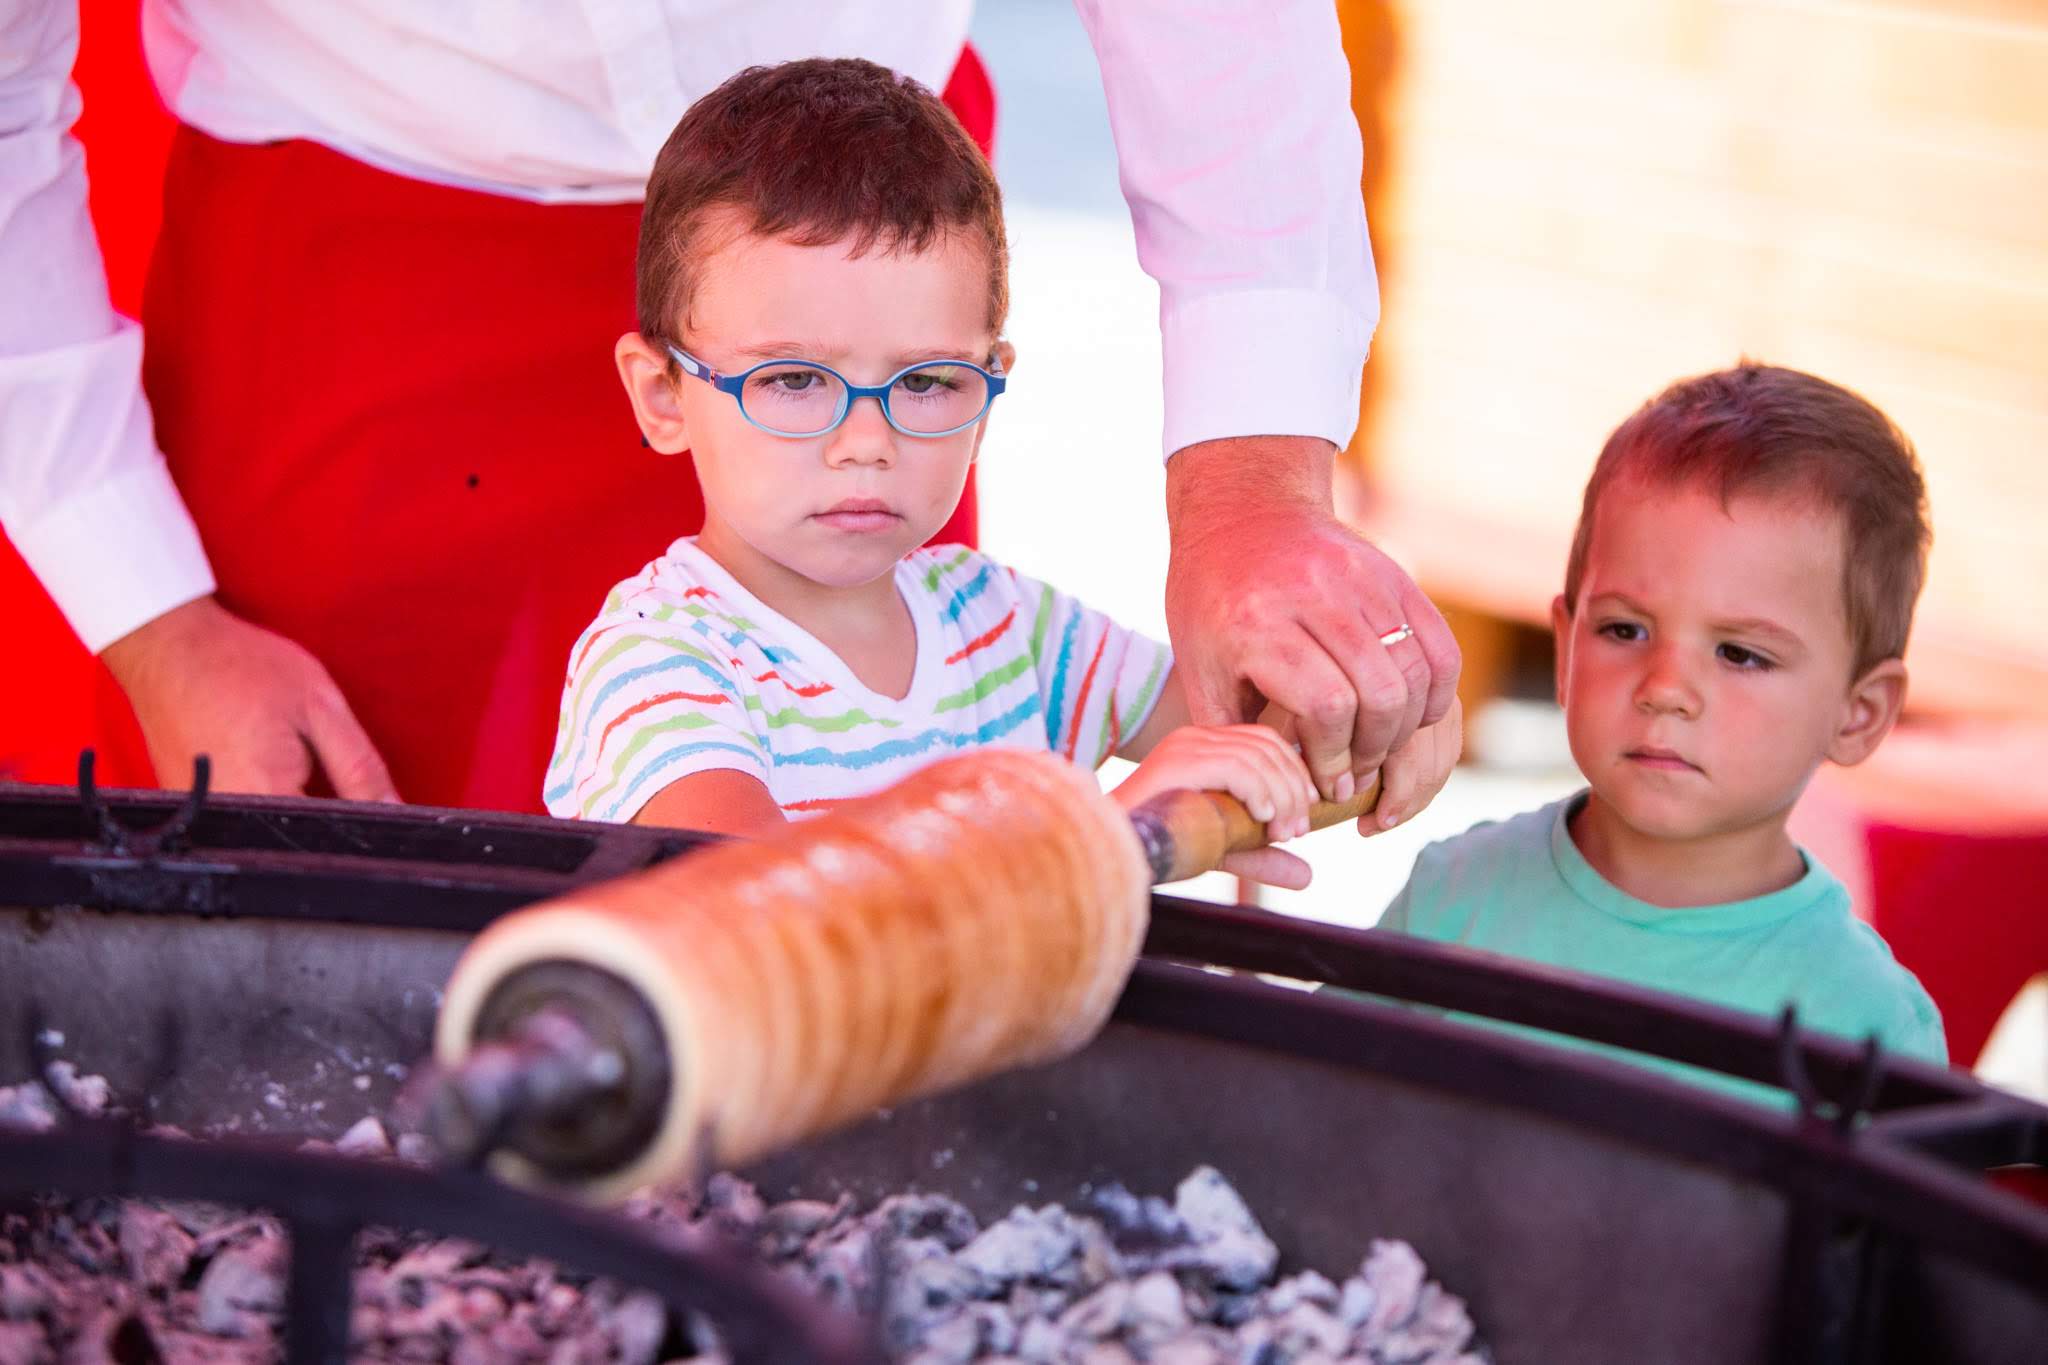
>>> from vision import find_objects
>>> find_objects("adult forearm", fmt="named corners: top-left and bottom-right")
top-left (0, 1), bottom-right (214, 649)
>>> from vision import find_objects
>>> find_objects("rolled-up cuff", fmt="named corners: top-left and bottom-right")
top-left (11, 460), bottom-right (216, 653)
top-left (1159, 289), bottom-right (1372, 459)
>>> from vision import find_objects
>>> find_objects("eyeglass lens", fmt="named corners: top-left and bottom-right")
top-left (740, 363), bottom-right (991, 435)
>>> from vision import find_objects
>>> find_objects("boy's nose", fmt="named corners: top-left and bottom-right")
top-left (822, 395), bottom-right (897, 468)
top-left (1633, 648), bottom-right (1701, 719)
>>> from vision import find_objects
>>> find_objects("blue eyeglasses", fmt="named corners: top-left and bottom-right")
top-left (665, 344), bottom-right (1006, 439)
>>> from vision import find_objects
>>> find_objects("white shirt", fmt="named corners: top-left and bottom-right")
top-left (0, 0), bottom-right (1376, 653)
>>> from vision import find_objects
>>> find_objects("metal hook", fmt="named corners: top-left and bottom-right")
top-left (1776, 1006), bottom-right (1885, 1132)
top-left (77, 748), bottom-right (212, 858)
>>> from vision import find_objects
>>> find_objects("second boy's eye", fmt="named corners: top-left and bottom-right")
top-left (1717, 642), bottom-right (1774, 670)
top-left (1595, 621), bottom-right (1644, 643)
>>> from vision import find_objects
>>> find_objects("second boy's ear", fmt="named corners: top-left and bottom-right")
top-left (615, 332), bottom-right (692, 454)
top-left (1548, 594), bottom-right (1572, 709)
top-left (1827, 657), bottom-right (1908, 769)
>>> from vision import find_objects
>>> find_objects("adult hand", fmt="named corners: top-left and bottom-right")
top-left (101, 596), bottom-right (399, 802)
top-left (1165, 434), bottom-right (1460, 805)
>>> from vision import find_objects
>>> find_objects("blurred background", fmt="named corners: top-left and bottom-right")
top-left (5, 0), bottom-right (2044, 1086)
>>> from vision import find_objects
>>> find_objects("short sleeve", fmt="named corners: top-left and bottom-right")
top-left (1008, 565), bottom-right (1171, 768)
top-left (1885, 981), bottom-right (1949, 1067)
top-left (543, 609), bottom-right (767, 823)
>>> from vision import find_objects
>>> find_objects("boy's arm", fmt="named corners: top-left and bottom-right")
top-left (1116, 664), bottom-right (1190, 762)
top-left (633, 770), bottom-right (786, 838)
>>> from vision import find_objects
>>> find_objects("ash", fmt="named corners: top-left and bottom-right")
top-left (0, 1074), bottom-right (1486, 1364)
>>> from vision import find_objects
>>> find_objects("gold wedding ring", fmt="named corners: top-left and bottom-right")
top-left (1377, 623), bottom-right (1415, 647)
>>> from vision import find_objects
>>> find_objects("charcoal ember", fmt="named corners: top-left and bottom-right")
top-left (0, 1080), bottom-right (59, 1133)
top-left (2, 1079), bottom-right (1490, 1365)
top-left (1355, 1241), bottom-right (1425, 1341)
top-left (874, 1193), bottom-right (979, 1252)
top-left (194, 1227), bottom-right (286, 1335)
top-left (335, 1116), bottom-right (393, 1158)
top-left (118, 1203), bottom-right (196, 1293)
top-left (0, 1262), bottom-right (53, 1319)
top-left (50, 1208), bottom-right (122, 1275)
top-left (1363, 1284), bottom-right (1476, 1365)
top-left (42, 1062), bottom-right (113, 1117)
top-left (602, 1288), bottom-right (668, 1365)
top-left (805, 1221), bottom-right (886, 1313)
top-left (1015, 1315), bottom-right (1066, 1363)
top-left (755, 1196), bottom-right (850, 1258)
top-left (699, 1173), bottom-right (767, 1237)
top-left (1336, 1279), bottom-right (1377, 1331)
top-left (958, 1205), bottom-right (1121, 1293)
top-left (1266, 1272), bottom-right (1339, 1316)
top-left (1271, 1301), bottom-right (1350, 1358)
top-left (1056, 1280), bottom-right (1130, 1340)
top-left (0, 1317), bottom-right (45, 1360)
top-left (394, 1132), bottom-right (436, 1166)
top-left (884, 1236), bottom-right (991, 1346)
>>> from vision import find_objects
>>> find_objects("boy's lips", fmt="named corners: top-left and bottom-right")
top-left (812, 498), bottom-right (900, 532)
top-left (1625, 746), bottom-right (1702, 774)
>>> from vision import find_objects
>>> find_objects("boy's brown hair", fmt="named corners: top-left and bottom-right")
top-left (636, 58), bottom-right (1008, 349)
top-left (1561, 363), bottom-right (1931, 676)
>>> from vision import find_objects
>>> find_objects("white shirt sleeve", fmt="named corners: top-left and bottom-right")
top-left (1073, 0), bottom-right (1378, 459)
top-left (0, 2), bottom-right (213, 652)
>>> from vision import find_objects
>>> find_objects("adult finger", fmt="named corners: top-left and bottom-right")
top-left (304, 685), bottom-right (401, 803)
top-left (1177, 647), bottom-right (1253, 728)
top-left (1244, 641), bottom-right (1362, 805)
top-left (1402, 580), bottom-right (1463, 729)
top-left (1294, 603), bottom-right (1416, 787)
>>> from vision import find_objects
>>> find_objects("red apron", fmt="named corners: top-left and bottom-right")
top-left (0, 43), bottom-right (992, 814)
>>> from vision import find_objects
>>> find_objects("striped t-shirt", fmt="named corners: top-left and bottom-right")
top-left (544, 539), bottom-right (1172, 823)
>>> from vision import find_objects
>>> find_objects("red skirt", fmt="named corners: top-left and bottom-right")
top-left (1, 47), bottom-right (992, 813)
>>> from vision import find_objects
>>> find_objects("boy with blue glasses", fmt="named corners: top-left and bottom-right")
top-left (546, 59), bottom-right (1460, 882)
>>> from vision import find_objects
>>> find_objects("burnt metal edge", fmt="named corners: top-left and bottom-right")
top-left (0, 1120), bottom-right (879, 1365)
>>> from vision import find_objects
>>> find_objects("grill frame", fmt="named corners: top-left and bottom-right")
top-left (2, 773), bottom-right (2044, 1364)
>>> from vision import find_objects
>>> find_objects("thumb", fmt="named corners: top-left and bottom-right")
top-left (1220, 846), bottom-right (1313, 892)
top-left (303, 688), bottom-right (401, 804)
top-left (1177, 659), bottom-right (1245, 728)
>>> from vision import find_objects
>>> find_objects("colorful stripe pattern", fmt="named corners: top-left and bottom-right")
top-left (545, 540), bottom-right (1170, 823)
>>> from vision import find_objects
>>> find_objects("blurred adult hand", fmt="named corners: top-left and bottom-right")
top-left (1165, 434), bottom-right (1460, 805)
top-left (100, 596), bottom-right (399, 802)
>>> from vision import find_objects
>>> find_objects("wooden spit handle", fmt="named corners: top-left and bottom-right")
top-left (1129, 773), bottom-right (1384, 885)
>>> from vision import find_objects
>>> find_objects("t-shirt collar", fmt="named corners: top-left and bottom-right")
top-left (1547, 791), bottom-right (1841, 932)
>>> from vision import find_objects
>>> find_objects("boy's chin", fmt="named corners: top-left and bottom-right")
top-left (1592, 783), bottom-right (1781, 845)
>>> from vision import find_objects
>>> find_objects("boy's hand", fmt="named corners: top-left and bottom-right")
top-left (1111, 723), bottom-right (1318, 890)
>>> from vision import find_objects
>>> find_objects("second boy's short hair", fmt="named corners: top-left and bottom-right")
top-left (636, 58), bottom-right (1008, 348)
top-left (1562, 363), bottom-right (1931, 676)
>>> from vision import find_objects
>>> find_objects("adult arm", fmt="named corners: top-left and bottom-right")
top-left (0, 3), bottom-right (391, 798)
top-left (1074, 0), bottom-right (1459, 798)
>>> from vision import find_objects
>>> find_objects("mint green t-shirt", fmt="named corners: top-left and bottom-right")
top-left (1376, 794), bottom-right (1946, 1102)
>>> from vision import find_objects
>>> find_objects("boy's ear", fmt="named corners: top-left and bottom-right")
top-left (966, 340), bottom-right (1017, 467)
top-left (1548, 594), bottom-right (1572, 708)
top-left (1828, 657), bottom-right (1907, 768)
top-left (615, 332), bottom-right (691, 454)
